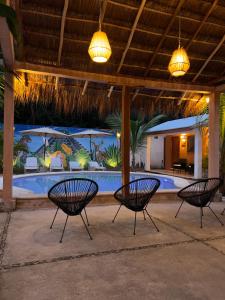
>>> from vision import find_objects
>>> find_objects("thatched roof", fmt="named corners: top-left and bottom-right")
top-left (13, 0), bottom-right (225, 117)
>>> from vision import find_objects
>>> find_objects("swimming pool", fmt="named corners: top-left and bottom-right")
top-left (13, 171), bottom-right (181, 196)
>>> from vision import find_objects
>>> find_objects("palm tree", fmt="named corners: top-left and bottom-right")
top-left (106, 113), bottom-right (167, 169)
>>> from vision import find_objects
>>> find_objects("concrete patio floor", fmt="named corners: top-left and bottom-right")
top-left (1, 202), bottom-right (225, 299)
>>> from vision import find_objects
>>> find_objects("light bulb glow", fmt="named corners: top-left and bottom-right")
top-left (168, 47), bottom-right (190, 77)
top-left (88, 31), bottom-right (112, 63)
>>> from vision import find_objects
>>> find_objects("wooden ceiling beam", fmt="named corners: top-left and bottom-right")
top-left (0, 17), bottom-right (15, 69)
top-left (81, 80), bottom-right (88, 96)
top-left (185, 0), bottom-right (219, 51)
top-left (15, 61), bottom-right (214, 93)
top-left (144, 0), bottom-right (186, 76)
top-left (117, 0), bottom-right (146, 73)
top-left (57, 0), bottom-right (69, 65)
top-left (109, 0), bottom-right (146, 98)
top-left (83, 1), bottom-right (108, 96)
top-left (24, 29), bottom-right (225, 65)
top-left (21, 9), bottom-right (221, 47)
top-left (175, 0), bottom-right (218, 104)
top-left (193, 34), bottom-right (225, 82)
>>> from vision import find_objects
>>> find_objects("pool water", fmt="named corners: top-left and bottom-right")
top-left (13, 172), bottom-right (177, 195)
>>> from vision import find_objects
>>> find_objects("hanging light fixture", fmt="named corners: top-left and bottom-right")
top-left (168, 17), bottom-right (190, 77)
top-left (88, 1), bottom-right (111, 63)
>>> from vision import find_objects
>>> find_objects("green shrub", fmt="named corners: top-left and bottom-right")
top-left (74, 149), bottom-right (90, 168)
top-left (104, 144), bottom-right (121, 168)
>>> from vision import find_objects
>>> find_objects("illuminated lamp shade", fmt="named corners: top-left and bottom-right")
top-left (88, 31), bottom-right (112, 63)
top-left (168, 46), bottom-right (190, 77)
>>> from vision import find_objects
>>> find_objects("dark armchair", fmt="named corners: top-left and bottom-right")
top-left (112, 178), bottom-right (160, 235)
top-left (48, 178), bottom-right (98, 242)
top-left (175, 178), bottom-right (223, 228)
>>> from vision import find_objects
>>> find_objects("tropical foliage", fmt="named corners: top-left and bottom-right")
top-left (106, 113), bottom-right (167, 168)
top-left (74, 148), bottom-right (90, 168)
top-left (0, 130), bottom-right (28, 171)
top-left (103, 144), bottom-right (121, 168)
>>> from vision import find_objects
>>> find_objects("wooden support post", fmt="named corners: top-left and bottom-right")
top-left (208, 91), bottom-right (220, 178)
top-left (3, 73), bottom-right (15, 210)
top-left (121, 86), bottom-right (130, 186)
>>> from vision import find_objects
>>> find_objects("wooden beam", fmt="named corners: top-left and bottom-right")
top-left (81, 80), bottom-right (88, 96)
top-left (109, 0), bottom-right (146, 100)
top-left (0, 17), bottom-right (15, 69)
top-left (21, 2), bottom-right (225, 31)
top-left (177, 1), bottom-right (218, 105)
top-left (132, 88), bottom-right (139, 101)
top-left (117, 0), bottom-right (146, 73)
top-left (3, 73), bottom-right (15, 209)
top-left (121, 86), bottom-right (130, 186)
top-left (107, 86), bottom-right (114, 98)
top-left (81, 1), bottom-right (108, 98)
top-left (185, 0), bottom-right (218, 50)
top-left (57, 0), bottom-right (69, 65)
top-left (193, 34), bottom-right (225, 82)
top-left (21, 9), bottom-right (222, 47)
top-left (15, 61), bottom-right (214, 93)
top-left (144, 0), bottom-right (185, 76)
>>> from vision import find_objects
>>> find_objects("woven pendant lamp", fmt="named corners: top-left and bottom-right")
top-left (88, 1), bottom-right (111, 63)
top-left (168, 17), bottom-right (190, 77)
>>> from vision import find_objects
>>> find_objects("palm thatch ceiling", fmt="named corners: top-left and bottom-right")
top-left (11, 0), bottom-right (225, 116)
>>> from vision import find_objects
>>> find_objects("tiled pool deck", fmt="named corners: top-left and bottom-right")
top-left (1, 202), bottom-right (225, 299)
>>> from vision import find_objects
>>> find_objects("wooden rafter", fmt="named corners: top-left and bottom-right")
top-left (21, 9), bottom-right (222, 47)
top-left (166, 0), bottom-right (218, 104)
top-left (108, 0), bottom-right (146, 98)
top-left (144, 0), bottom-right (186, 77)
top-left (81, 80), bottom-right (88, 96)
top-left (117, 0), bottom-right (146, 73)
top-left (82, 1), bottom-right (108, 96)
top-left (193, 34), bottom-right (225, 82)
top-left (15, 61), bottom-right (214, 93)
top-left (24, 29), bottom-right (225, 65)
top-left (185, 0), bottom-right (218, 50)
top-left (57, 0), bottom-right (69, 65)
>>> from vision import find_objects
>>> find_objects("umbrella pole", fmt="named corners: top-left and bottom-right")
top-left (89, 135), bottom-right (92, 160)
top-left (44, 134), bottom-right (47, 161)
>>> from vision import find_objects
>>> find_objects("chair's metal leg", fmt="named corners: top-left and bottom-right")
top-left (208, 206), bottom-right (224, 226)
top-left (175, 200), bottom-right (184, 218)
top-left (145, 209), bottom-right (160, 232)
top-left (84, 208), bottom-right (90, 226)
top-left (59, 215), bottom-right (69, 243)
top-left (143, 210), bottom-right (146, 220)
top-left (221, 208), bottom-right (225, 215)
top-left (133, 212), bottom-right (137, 235)
top-left (112, 204), bottom-right (122, 223)
top-left (80, 214), bottom-right (93, 240)
top-left (200, 207), bottom-right (203, 228)
top-left (50, 207), bottom-right (59, 229)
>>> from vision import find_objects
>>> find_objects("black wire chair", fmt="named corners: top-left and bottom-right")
top-left (48, 178), bottom-right (98, 242)
top-left (175, 178), bottom-right (224, 228)
top-left (112, 178), bottom-right (160, 235)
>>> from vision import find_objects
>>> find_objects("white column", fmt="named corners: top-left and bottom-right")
top-left (145, 136), bottom-right (151, 171)
top-left (208, 92), bottom-right (220, 178)
top-left (194, 128), bottom-right (202, 179)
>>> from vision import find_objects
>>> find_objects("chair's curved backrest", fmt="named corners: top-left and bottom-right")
top-left (48, 178), bottom-right (98, 215)
top-left (114, 178), bottom-right (160, 211)
top-left (178, 178), bottom-right (222, 206)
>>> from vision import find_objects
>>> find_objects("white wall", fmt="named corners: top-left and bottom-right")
top-left (150, 136), bottom-right (164, 168)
